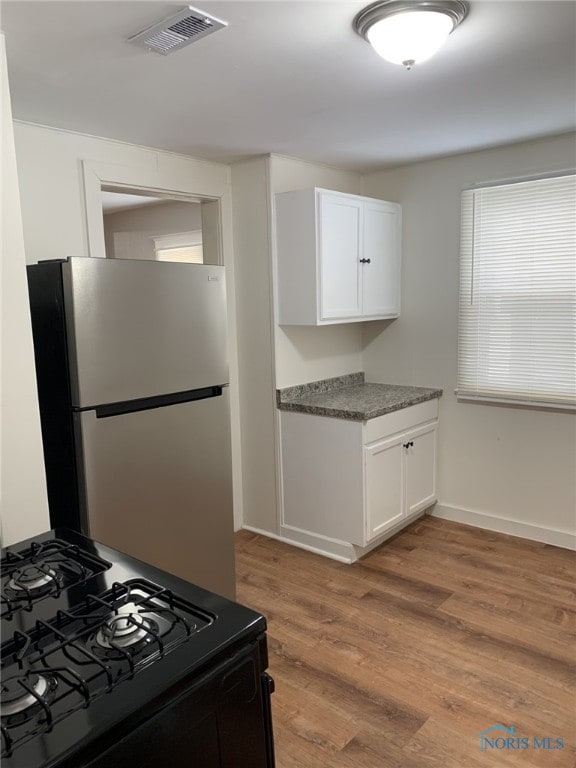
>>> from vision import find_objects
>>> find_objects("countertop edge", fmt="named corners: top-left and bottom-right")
top-left (276, 372), bottom-right (365, 404)
top-left (277, 387), bottom-right (443, 421)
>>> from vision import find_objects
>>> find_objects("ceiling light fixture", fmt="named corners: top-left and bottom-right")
top-left (354, 0), bottom-right (469, 70)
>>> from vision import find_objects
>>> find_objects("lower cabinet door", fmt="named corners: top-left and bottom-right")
top-left (364, 435), bottom-right (404, 542)
top-left (405, 423), bottom-right (437, 517)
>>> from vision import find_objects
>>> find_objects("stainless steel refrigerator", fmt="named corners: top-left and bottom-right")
top-left (27, 257), bottom-right (235, 599)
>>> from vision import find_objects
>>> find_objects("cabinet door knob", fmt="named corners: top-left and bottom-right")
top-left (359, 258), bottom-right (371, 264)
top-left (403, 441), bottom-right (414, 449)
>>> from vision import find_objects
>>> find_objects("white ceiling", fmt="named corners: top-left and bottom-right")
top-left (101, 191), bottom-right (166, 212)
top-left (2, 1), bottom-right (575, 172)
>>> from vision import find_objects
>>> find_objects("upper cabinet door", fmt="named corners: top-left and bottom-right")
top-left (318, 192), bottom-right (362, 321)
top-left (275, 187), bottom-right (402, 325)
top-left (362, 201), bottom-right (402, 319)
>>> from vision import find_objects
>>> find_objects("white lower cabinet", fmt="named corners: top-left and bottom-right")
top-left (364, 419), bottom-right (437, 542)
top-left (280, 399), bottom-right (439, 556)
top-left (364, 434), bottom-right (405, 541)
top-left (405, 423), bottom-right (438, 518)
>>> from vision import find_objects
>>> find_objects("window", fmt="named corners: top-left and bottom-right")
top-left (457, 173), bottom-right (576, 409)
top-left (152, 231), bottom-right (203, 263)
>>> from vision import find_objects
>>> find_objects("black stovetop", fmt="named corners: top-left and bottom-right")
top-left (1, 529), bottom-right (265, 768)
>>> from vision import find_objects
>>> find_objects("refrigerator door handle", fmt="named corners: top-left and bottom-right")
top-left (92, 386), bottom-right (225, 419)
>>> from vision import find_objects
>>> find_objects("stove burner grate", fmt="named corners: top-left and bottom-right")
top-left (1, 539), bottom-right (110, 619)
top-left (1, 579), bottom-right (213, 758)
top-left (0, 673), bottom-right (49, 718)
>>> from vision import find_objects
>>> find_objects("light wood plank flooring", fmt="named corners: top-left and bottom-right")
top-left (235, 516), bottom-right (576, 768)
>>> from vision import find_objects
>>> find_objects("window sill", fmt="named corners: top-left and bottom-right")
top-left (455, 391), bottom-right (576, 413)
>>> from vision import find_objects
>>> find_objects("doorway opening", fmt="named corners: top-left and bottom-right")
top-left (100, 188), bottom-right (221, 265)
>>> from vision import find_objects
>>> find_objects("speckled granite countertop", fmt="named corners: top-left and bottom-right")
top-left (277, 373), bottom-right (442, 421)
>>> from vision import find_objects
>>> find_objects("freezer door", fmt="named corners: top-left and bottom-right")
top-left (63, 258), bottom-right (228, 407)
top-left (76, 389), bottom-right (235, 599)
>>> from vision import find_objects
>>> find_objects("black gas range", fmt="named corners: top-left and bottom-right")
top-left (1, 529), bottom-right (275, 768)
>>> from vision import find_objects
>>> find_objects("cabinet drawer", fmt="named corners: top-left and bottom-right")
top-left (364, 399), bottom-right (438, 445)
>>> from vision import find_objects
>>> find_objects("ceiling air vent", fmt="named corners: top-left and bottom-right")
top-left (128, 6), bottom-right (228, 55)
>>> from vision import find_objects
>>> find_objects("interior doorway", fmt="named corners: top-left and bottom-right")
top-left (100, 188), bottom-right (222, 265)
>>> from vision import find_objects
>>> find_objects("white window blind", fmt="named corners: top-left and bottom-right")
top-left (156, 245), bottom-right (203, 263)
top-left (152, 230), bottom-right (203, 264)
top-left (458, 173), bottom-right (576, 409)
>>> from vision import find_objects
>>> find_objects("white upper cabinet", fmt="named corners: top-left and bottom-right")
top-left (362, 199), bottom-right (401, 318)
top-left (274, 188), bottom-right (402, 325)
top-left (319, 193), bottom-right (363, 320)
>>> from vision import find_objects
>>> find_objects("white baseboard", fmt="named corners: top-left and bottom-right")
top-left (242, 509), bottom-right (428, 563)
top-left (432, 504), bottom-right (576, 551)
top-left (281, 525), bottom-right (359, 562)
top-left (240, 525), bottom-right (282, 543)
top-left (241, 524), bottom-right (354, 562)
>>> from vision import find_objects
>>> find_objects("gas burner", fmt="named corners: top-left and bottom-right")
top-left (1, 578), bottom-right (213, 759)
top-left (94, 602), bottom-right (159, 651)
top-left (1, 539), bottom-right (111, 619)
top-left (8, 566), bottom-right (58, 594)
top-left (0, 673), bottom-right (50, 718)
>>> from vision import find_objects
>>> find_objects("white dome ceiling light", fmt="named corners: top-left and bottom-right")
top-left (354, 0), bottom-right (469, 70)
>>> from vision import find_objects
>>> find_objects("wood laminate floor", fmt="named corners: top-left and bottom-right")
top-left (235, 517), bottom-right (576, 768)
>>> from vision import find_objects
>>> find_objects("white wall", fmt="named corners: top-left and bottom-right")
top-left (11, 118), bottom-right (574, 547)
top-left (231, 154), bottom-right (365, 534)
top-left (14, 122), bottom-right (230, 265)
top-left (0, 37), bottom-right (50, 544)
top-left (270, 155), bottom-right (364, 388)
top-left (12, 121), bottom-right (246, 532)
top-left (231, 157), bottom-right (278, 532)
top-left (104, 199), bottom-right (202, 260)
top-left (362, 133), bottom-right (576, 543)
